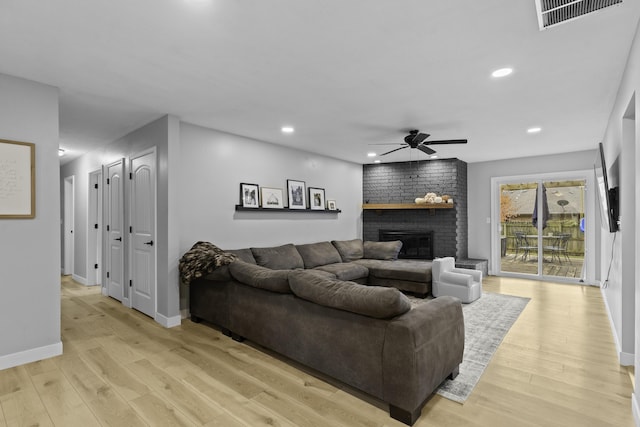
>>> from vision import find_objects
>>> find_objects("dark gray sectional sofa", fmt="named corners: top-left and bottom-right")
top-left (189, 239), bottom-right (464, 425)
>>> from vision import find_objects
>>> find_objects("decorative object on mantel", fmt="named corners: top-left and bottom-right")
top-left (414, 192), bottom-right (451, 205)
top-left (362, 203), bottom-right (453, 210)
top-left (287, 179), bottom-right (306, 210)
top-left (240, 183), bottom-right (260, 208)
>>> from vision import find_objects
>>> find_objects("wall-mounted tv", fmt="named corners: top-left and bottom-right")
top-left (594, 142), bottom-right (619, 232)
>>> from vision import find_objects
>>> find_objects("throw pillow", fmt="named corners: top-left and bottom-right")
top-left (295, 241), bottom-right (342, 268)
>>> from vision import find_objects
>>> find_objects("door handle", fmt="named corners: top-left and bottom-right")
top-left (114, 237), bottom-right (122, 241)
top-left (144, 240), bottom-right (154, 246)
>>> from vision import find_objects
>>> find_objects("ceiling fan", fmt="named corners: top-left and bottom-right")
top-left (376, 129), bottom-right (467, 156)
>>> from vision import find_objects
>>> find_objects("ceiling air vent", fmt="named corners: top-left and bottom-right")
top-left (535, 0), bottom-right (623, 30)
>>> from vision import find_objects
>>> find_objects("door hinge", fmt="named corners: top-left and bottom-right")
top-left (106, 272), bottom-right (110, 278)
top-left (107, 225), bottom-right (110, 231)
top-left (94, 223), bottom-right (98, 229)
top-left (129, 226), bottom-right (133, 233)
top-left (94, 183), bottom-right (98, 189)
top-left (129, 280), bottom-right (133, 287)
top-left (107, 178), bottom-right (110, 185)
top-left (129, 172), bottom-right (133, 179)
top-left (94, 263), bottom-right (98, 269)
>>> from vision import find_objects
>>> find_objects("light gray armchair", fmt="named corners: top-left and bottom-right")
top-left (432, 257), bottom-right (482, 303)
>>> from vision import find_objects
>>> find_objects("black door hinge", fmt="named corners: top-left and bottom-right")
top-left (106, 178), bottom-right (110, 185)
top-left (106, 272), bottom-right (110, 278)
top-left (129, 172), bottom-right (133, 179)
top-left (94, 264), bottom-right (98, 269)
top-left (94, 183), bottom-right (98, 189)
top-left (94, 223), bottom-right (98, 229)
top-left (129, 280), bottom-right (133, 287)
top-left (129, 226), bottom-right (133, 233)
top-left (107, 225), bottom-right (110, 231)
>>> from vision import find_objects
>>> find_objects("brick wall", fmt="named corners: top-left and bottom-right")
top-left (363, 159), bottom-right (468, 259)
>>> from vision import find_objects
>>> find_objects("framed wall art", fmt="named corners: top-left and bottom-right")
top-left (287, 179), bottom-right (306, 209)
top-left (327, 200), bottom-right (337, 211)
top-left (240, 183), bottom-right (260, 208)
top-left (308, 187), bottom-right (325, 210)
top-left (261, 187), bottom-right (284, 209)
top-left (0, 139), bottom-right (35, 218)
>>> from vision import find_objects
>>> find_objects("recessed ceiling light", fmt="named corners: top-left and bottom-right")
top-left (58, 148), bottom-right (65, 157)
top-left (367, 152), bottom-right (377, 157)
top-left (527, 127), bottom-right (542, 133)
top-left (430, 155), bottom-right (438, 159)
top-left (281, 126), bottom-right (294, 133)
top-left (374, 160), bottom-right (381, 163)
top-left (492, 68), bottom-right (513, 78)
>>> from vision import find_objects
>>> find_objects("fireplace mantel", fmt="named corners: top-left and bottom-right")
top-left (362, 203), bottom-right (453, 210)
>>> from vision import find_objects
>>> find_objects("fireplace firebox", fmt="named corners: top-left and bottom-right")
top-left (379, 230), bottom-right (434, 260)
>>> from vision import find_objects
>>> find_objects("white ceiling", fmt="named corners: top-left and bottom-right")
top-left (1, 0), bottom-right (638, 165)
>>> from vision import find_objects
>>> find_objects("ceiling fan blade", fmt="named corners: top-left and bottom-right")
top-left (413, 133), bottom-right (430, 144)
top-left (380, 146), bottom-right (409, 156)
top-left (417, 144), bottom-right (436, 155)
top-left (424, 139), bottom-right (467, 145)
top-left (367, 143), bottom-right (405, 146)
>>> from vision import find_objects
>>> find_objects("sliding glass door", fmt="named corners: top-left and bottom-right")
top-left (494, 172), bottom-right (593, 283)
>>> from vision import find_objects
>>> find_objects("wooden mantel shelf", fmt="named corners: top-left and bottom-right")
top-left (362, 203), bottom-right (453, 210)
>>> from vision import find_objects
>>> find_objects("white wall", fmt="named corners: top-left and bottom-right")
top-left (596, 16), bottom-right (640, 424)
top-left (0, 73), bottom-right (61, 369)
top-left (178, 123), bottom-right (363, 252)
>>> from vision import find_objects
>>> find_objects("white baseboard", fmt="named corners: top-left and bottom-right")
top-left (72, 274), bottom-right (87, 285)
top-left (632, 392), bottom-right (640, 427)
top-left (0, 341), bottom-right (63, 371)
top-left (155, 312), bottom-right (181, 328)
top-left (600, 286), bottom-right (635, 365)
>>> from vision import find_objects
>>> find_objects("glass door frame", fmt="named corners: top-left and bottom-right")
top-left (490, 170), bottom-right (596, 284)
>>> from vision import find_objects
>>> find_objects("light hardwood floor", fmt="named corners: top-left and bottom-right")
top-left (0, 275), bottom-right (634, 426)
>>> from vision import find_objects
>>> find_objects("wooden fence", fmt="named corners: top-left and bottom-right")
top-left (502, 219), bottom-right (585, 256)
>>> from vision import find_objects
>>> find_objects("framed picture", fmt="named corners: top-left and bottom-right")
top-left (287, 179), bottom-right (306, 209)
top-left (261, 187), bottom-right (284, 209)
top-left (308, 187), bottom-right (326, 210)
top-left (240, 183), bottom-right (259, 208)
top-left (0, 139), bottom-right (35, 218)
top-left (327, 200), bottom-right (337, 210)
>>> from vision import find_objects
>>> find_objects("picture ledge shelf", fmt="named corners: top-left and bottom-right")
top-left (235, 205), bottom-right (341, 213)
top-left (362, 203), bottom-right (453, 210)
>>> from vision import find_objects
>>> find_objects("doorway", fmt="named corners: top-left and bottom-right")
top-left (87, 169), bottom-right (102, 286)
top-left (129, 149), bottom-right (157, 318)
top-left (105, 159), bottom-right (125, 302)
top-left (63, 175), bottom-right (74, 276)
top-left (492, 171), bottom-right (596, 283)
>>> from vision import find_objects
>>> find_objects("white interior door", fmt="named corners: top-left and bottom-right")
top-left (105, 159), bottom-right (124, 301)
top-left (130, 150), bottom-right (156, 318)
top-left (63, 176), bottom-right (74, 275)
top-left (88, 169), bottom-right (102, 286)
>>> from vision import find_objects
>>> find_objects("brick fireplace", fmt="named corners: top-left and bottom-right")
top-left (363, 159), bottom-right (468, 260)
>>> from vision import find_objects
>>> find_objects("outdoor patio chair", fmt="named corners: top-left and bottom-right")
top-left (514, 231), bottom-right (536, 261)
top-left (546, 233), bottom-right (571, 264)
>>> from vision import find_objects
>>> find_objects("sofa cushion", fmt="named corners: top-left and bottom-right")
top-left (354, 259), bottom-right (432, 283)
top-left (228, 261), bottom-right (292, 293)
top-left (251, 244), bottom-right (304, 270)
top-left (289, 270), bottom-right (411, 319)
top-left (363, 240), bottom-right (403, 260)
top-left (295, 242), bottom-right (342, 269)
top-left (331, 239), bottom-right (364, 262)
top-left (225, 248), bottom-right (256, 264)
top-left (313, 263), bottom-right (369, 281)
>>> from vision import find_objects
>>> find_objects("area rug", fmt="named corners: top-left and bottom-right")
top-left (408, 292), bottom-right (530, 403)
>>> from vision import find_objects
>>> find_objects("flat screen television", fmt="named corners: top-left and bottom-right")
top-left (594, 142), bottom-right (619, 232)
